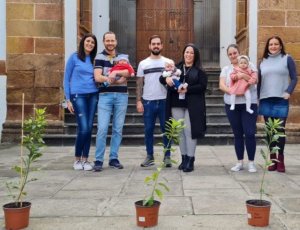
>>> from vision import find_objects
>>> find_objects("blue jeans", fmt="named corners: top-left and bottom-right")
top-left (71, 92), bottom-right (98, 158)
top-left (225, 104), bottom-right (257, 161)
top-left (143, 99), bottom-right (170, 157)
top-left (95, 93), bottom-right (128, 162)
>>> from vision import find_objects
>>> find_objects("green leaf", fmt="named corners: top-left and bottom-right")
top-left (155, 189), bottom-right (163, 200)
top-left (143, 196), bottom-right (154, 206)
top-left (144, 176), bottom-right (153, 183)
top-left (158, 182), bottom-right (169, 192)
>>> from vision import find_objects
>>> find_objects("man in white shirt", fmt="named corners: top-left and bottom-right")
top-left (136, 35), bottom-right (172, 167)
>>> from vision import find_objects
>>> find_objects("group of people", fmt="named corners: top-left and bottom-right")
top-left (64, 32), bottom-right (297, 174)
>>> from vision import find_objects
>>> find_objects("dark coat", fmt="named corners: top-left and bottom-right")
top-left (160, 63), bottom-right (207, 139)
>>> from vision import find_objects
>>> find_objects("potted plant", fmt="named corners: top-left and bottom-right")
top-left (135, 118), bottom-right (184, 228)
top-left (246, 118), bottom-right (285, 227)
top-left (3, 104), bottom-right (47, 230)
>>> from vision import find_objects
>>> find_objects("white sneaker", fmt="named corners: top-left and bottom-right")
top-left (73, 160), bottom-right (83, 170)
top-left (248, 162), bottom-right (257, 173)
top-left (231, 162), bottom-right (243, 172)
top-left (82, 161), bottom-right (93, 171)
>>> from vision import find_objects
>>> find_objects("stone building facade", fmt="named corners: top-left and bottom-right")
top-left (1, 0), bottom-right (300, 142)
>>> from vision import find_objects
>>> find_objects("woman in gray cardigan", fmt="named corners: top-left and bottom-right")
top-left (160, 43), bottom-right (207, 172)
top-left (258, 36), bottom-right (298, 173)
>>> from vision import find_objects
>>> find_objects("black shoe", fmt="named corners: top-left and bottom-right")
top-left (93, 160), bottom-right (103, 172)
top-left (140, 156), bottom-right (155, 167)
top-left (183, 156), bottom-right (194, 173)
top-left (178, 155), bottom-right (187, 170)
top-left (109, 159), bottom-right (124, 169)
top-left (163, 156), bottom-right (172, 168)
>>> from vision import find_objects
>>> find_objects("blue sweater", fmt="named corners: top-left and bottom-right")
top-left (258, 53), bottom-right (298, 99)
top-left (64, 52), bottom-right (99, 100)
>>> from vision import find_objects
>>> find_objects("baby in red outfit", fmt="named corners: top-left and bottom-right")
top-left (103, 55), bottom-right (135, 87)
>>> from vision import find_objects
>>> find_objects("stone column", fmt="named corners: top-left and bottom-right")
top-left (2, 1), bottom-right (64, 142)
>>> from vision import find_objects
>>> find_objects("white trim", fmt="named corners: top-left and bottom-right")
top-left (249, 0), bottom-right (258, 66)
top-left (0, 1), bottom-right (6, 60)
top-left (0, 2), bottom-right (6, 140)
top-left (0, 76), bottom-right (7, 140)
top-left (92, 0), bottom-right (110, 51)
top-left (64, 0), bottom-right (77, 64)
top-left (220, 0), bottom-right (236, 67)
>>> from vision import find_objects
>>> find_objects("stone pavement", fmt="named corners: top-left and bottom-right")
top-left (0, 144), bottom-right (300, 230)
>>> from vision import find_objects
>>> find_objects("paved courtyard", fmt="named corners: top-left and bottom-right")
top-left (0, 144), bottom-right (300, 229)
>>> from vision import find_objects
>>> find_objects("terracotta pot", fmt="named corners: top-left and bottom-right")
top-left (3, 202), bottom-right (31, 230)
top-left (135, 200), bottom-right (160, 227)
top-left (246, 199), bottom-right (271, 227)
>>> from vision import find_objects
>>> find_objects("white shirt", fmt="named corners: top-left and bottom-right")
top-left (220, 62), bottom-right (258, 105)
top-left (136, 56), bottom-right (171, 100)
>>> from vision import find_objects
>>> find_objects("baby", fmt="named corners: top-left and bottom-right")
top-left (162, 60), bottom-right (188, 90)
top-left (103, 54), bottom-right (135, 87)
top-left (229, 55), bottom-right (257, 114)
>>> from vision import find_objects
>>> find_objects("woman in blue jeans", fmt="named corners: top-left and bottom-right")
top-left (64, 33), bottom-right (99, 171)
top-left (219, 44), bottom-right (258, 173)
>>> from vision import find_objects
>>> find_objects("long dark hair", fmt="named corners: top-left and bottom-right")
top-left (78, 33), bottom-right (98, 63)
top-left (262, 36), bottom-right (286, 59)
top-left (178, 43), bottom-right (202, 68)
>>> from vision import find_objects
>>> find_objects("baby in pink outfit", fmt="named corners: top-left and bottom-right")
top-left (229, 55), bottom-right (257, 114)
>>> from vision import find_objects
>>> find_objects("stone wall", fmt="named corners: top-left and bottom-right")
top-left (5, 0), bottom-right (64, 121)
top-left (257, 0), bottom-right (300, 124)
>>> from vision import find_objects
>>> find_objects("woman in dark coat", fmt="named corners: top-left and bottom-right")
top-left (160, 43), bottom-right (207, 172)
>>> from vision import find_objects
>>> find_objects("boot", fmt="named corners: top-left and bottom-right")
top-left (277, 154), bottom-right (285, 173)
top-left (268, 153), bottom-right (277, 171)
top-left (183, 156), bottom-right (194, 172)
top-left (178, 155), bottom-right (187, 170)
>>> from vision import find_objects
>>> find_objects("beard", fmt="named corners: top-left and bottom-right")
top-left (105, 45), bottom-right (116, 52)
top-left (151, 49), bottom-right (161, 56)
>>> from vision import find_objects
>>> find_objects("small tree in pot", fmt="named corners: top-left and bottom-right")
top-left (3, 104), bottom-right (47, 230)
top-left (135, 118), bottom-right (184, 227)
top-left (246, 118), bottom-right (285, 227)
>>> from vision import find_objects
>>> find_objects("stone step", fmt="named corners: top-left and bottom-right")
top-left (127, 94), bottom-right (224, 104)
top-left (63, 122), bottom-right (233, 135)
top-left (43, 133), bottom-right (266, 146)
top-left (64, 112), bottom-right (228, 123)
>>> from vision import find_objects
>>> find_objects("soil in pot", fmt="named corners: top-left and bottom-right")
top-left (135, 200), bottom-right (161, 227)
top-left (246, 199), bottom-right (271, 227)
top-left (3, 202), bottom-right (31, 230)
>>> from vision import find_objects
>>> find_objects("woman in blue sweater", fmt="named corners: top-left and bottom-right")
top-left (64, 33), bottom-right (99, 171)
top-left (258, 36), bottom-right (298, 173)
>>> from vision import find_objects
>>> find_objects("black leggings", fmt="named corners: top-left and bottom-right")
top-left (225, 104), bottom-right (257, 161)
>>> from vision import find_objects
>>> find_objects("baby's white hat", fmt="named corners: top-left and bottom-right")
top-left (116, 54), bottom-right (129, 62)
top-left (237, 55), bottom-right (250, 63)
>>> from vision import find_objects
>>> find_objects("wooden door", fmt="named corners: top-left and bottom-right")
top-left (136, 0), bottom-right (194, 64)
